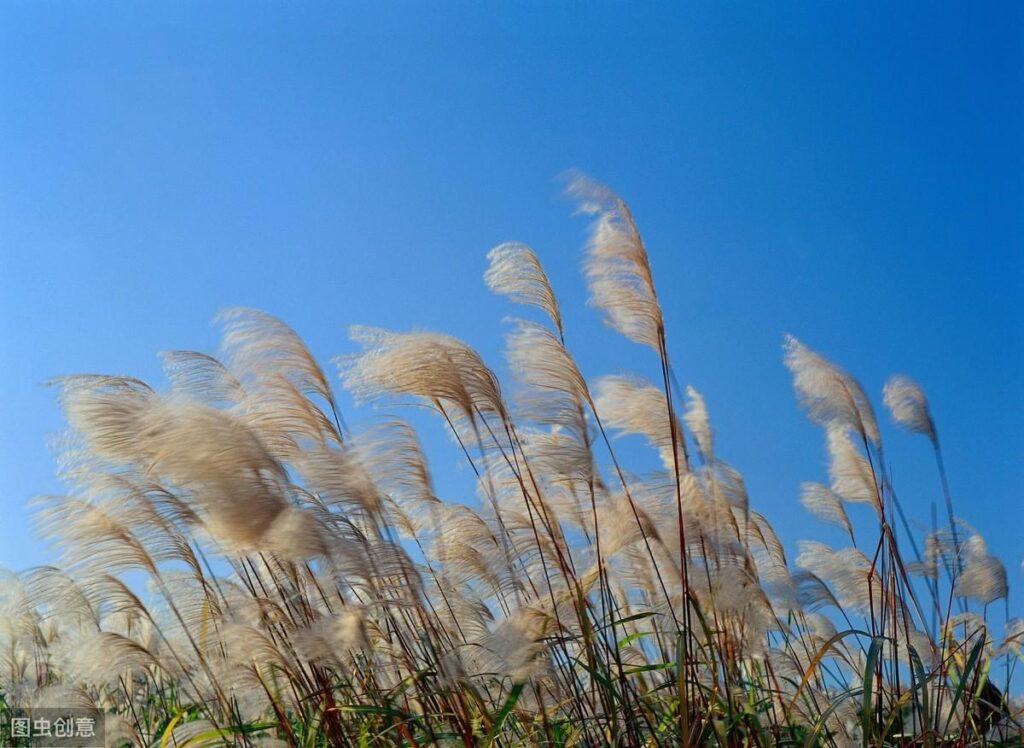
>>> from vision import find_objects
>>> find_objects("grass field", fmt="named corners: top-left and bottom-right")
top-left (1, 176), bottom-right (1020, 746)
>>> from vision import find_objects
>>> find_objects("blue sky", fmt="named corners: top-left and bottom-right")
top-left (1, 1), bottom-right (1020, 630)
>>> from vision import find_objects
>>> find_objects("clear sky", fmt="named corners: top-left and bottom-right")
top-left (1, 2), bottom-right (1021, 629)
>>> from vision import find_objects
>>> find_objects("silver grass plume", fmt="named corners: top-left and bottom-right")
top-left (160, 350), bottom-right (246, 406)
top-left (799, 482), bottom-right (855, 542)
top-left (455, 606), bottom-right (552, 683)
top-left (505, 319), bottom-right (589, 437)
top-left (997, 618), bottom-right (1024, 657)
top-left (884, 373), bottom-right (963, 589)
top-left (955, 533), bottom-right (1009, 605)
top-left (593, 374), bottom-right (684, 472)
top-left (882, 374), bottom-right (937, 444)
top-left (825, 424), bottom-right (881, 515)
top-left (341, 327), bottom-right (505, 421)
top-left (60, 379), bottom-right (325, 559)
top-left (485, 242), bottom-right (563, 337)
top-left (234, 374), bottom-right (340, 461)
top-left (795, 541), bottom-right (880, 614)
top-left (567, 173), bottom-right (663, 352)
top-left (783, 335), bottom-right (880, 446)
top-left (217, 307), bottom-right (334, 406)
top-left (683, 386), bottom-right (713, 462)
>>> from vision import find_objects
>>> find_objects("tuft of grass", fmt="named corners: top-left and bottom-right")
top-left (0, 175), bottom-right (1020, 747)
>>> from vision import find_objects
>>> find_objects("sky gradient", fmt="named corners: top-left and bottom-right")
top-left (1, 3), bottom-right (1021, 628)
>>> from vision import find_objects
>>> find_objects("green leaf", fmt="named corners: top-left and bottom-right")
top-left (158, 711), bottom-right (186, 748)
top-left (802, 687), bottom-right (861, 748)
top-left (942, 634), bottom-right (986, 737)
top-left (616, 629), bottom-right (657, 648)
top-left (860, 635), bottom-right (884, 748)
top-left (908, 644), bottom-right (932, 746)
top-left (607, 611), bottom-right (658, 628)
top-left (483, 682), bottom-right (525, 746)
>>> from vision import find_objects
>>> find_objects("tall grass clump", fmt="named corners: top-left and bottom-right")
top-left (1, 175), bottom-right (1020, 747)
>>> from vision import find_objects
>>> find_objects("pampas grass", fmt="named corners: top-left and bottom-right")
top-left (1, 176), bottom-right (1020, 747)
